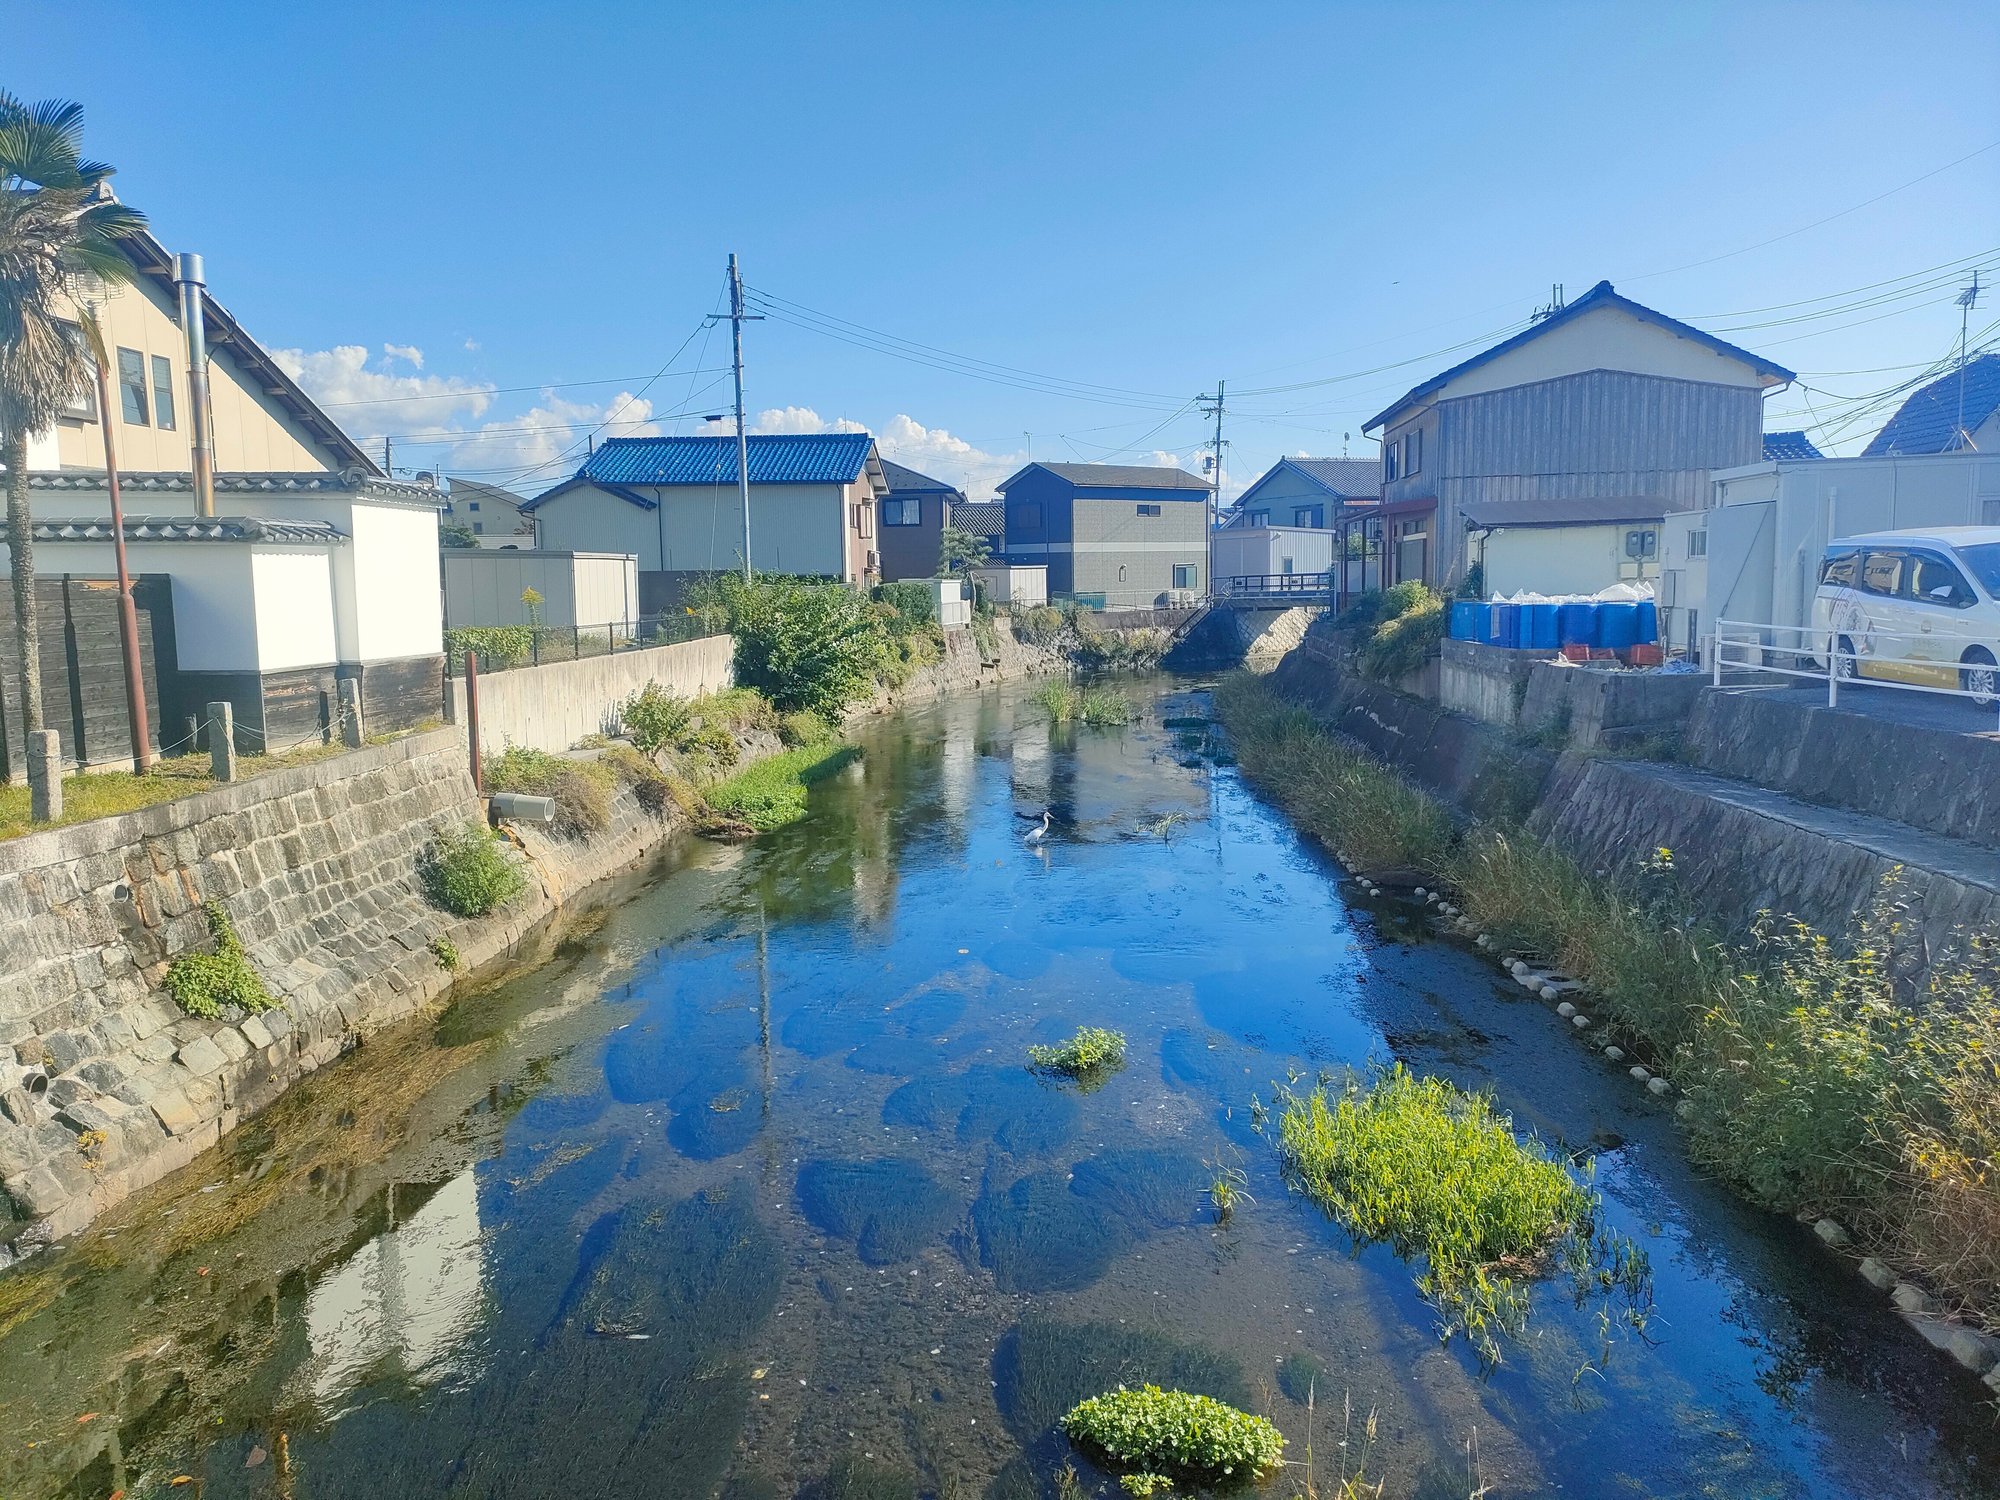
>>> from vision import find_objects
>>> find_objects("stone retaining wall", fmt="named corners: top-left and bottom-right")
top-left (446, 633), bottom-right (734, 756)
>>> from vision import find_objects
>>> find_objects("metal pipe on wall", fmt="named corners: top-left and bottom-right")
top-left (173, 253), bottom-right (216, 518)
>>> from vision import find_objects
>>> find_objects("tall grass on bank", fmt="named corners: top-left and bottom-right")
top-left (1215, 669), bottom-right (2000, 1328)
top-left (1212, 673), bottom-right (1451, 874)
top-left (704, 743), bottom-right (860, 831)
top-left (1275, 1066), bottom-right (1647, 1366)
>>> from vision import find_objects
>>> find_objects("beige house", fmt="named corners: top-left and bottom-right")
top-left (27, 225), bottom-right (376, 477)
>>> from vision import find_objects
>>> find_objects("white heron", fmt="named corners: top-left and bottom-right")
top-left (1024, 810), bottom-right (1052, 845)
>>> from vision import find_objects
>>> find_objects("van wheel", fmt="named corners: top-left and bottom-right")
top-left (1963, 649), bottom-right (1998, 706)
top-left (1835, 636), bottom-right (1859, 682)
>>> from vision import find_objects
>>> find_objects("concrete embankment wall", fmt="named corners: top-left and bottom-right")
top-left (0, 617), bottom-right (1063, 1256)
top-left (446, 633), bottom-right (734, 755)
top-left (1269, 622), bottom-right (2000, 962)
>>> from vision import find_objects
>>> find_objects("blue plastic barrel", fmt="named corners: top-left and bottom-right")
top-left (1485, 603), bottom-right (1517, 648)
top-left (1448, 600), bottom-right (1483, 642)
top-left (1524, 603), bottom-right (1560, 651)
top-left (1557, 602), bottom-right (1596, 645)
top-left (1597, 602), bottom-right (1640, 650)
top-left (1635, 600), bottom-right (1659, 644)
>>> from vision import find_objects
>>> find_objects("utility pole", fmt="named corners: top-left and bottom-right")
top-left (709, 254), bottom-right (764, 582)
top-left (1199, 383), bottom-right (1227, 599)
top-left (383, 435), bottom-right (392, 477)
top-left (1955, 271), bottom-right (1982, 451)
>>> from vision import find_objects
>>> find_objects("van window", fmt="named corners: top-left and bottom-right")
top-left (1904, 552), bottom-right (1975, 608)
top-left (1819, 550), bottom-right (1860, 588)
top-left (1957, 542), bottom-right (2000, 596)
top-left (1859, 551), bottom-right (1905, 596)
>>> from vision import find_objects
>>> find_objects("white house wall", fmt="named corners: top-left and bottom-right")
top-left (441, 551), bottom-right (637, 629)
top-left (0, 539), bottom-right (262, 672)
top-left (342, 502), bottom-right (444, 662)
top-left (1483, 524), bottom-right (1634, 598)
top-left (1213, 527), bottom-right (1335, 577)
top-left (533, 482), bottom-right (853, 578)
top-left (250, 548), bottom-right (340, 670)
top-left (532, 487), bottom-right (662, 568)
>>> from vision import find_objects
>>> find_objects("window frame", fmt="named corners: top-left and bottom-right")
top-left (1292, 505), bottom-right (1323, 529)
top-left (58, 322), bottom-right (98, 421)
top-left (1245, 509), bottom-right (1270, 528)
top-left (116, 346), bottom-right (149, 426)
top-left (1404, 429), bottom-right (1422, 477)
top-left (1903, 550), bottom-right (1977, 609)
top-left (1135, 503), bottom-right (1162, 518)
top-left (1383, 443), bottom-right (1401, 483)
top-left (150, 353), bottom-right (176, 431)
top-left (1171, 563), bottom-right (1197, 591)
top-left (881, 496), bottom-right (923, 527)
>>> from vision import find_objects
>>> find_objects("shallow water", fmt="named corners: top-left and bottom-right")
top-left (3, 677), bottom-right (1997, 1500)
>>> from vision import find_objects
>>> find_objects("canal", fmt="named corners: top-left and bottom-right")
top-left (1, 677), bottom-right (1995, 1499)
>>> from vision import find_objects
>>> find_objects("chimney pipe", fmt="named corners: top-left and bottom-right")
top-left (174, 253), bottom-right (216, 517)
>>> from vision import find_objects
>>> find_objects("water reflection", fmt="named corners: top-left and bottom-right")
top-left (0, 678), bottom-right (1995, 1500)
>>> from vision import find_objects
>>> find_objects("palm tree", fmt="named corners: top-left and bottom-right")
top-left (0, 94), bottom-right (145, 745)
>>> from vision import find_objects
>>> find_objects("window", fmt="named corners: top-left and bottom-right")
top-left (473, 521), bottom-right (484, 534)
top-left (116, 347), bottom-right (148, 425)
top-left (150, 354), bottom-right (176, 430)
top-left (1383, 443), bottom-right (1401, 483)
top-left (1246, 509), bottom-right (1270, 528)
top-left (1136, 503), bottom-right (1162, 517)
top-left (1905, 552), bottom-right (1975, 608)
top-left (1819, 549), bottom-right (1860, 588)
top-left (1957, 542), bottom-right (2000, 596)
top-left (467, 500), bottom-right (481, 512)
top-left (57, 322), bottom-right (96, 420)
top-left (1280, 556), bottom-right (1295, 575)
top-left (1118, 565), bottom-right (1128, 582)
top-left (882, 497), bottom-right (922, 526)
top-left (852, 502), bottom-right (875, 538)
top-left (1860, 551), bottom-right (1904, 596)
top-left (1014, 501), bottom-right (1043, 531)
top-left (1292, 505), bottom-right (1323, 528)
top-left (1404, 430), bottom-right (1422, 476)
top-left (1172, 563), bottom-right (1196, 590)
top-left (1623, 528), bottom-right (1658, 562)
top-left (1688, 529), bottom-right (1708, 559)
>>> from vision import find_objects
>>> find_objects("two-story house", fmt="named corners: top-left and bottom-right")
top-left (1361, 281), bottom-right (1794, 597)
top-left (1214, 457), bottom-right (1380, 589)
top-left (441, 477), bottom-right (536, 547)
top-left (521, 432), bottom-right (888, 610)
top-left (876, 459), bottom-right (967, 580)
top-left (996, 462), bottom-right (1210, 607)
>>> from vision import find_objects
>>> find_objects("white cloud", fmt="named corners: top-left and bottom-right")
top-left (382, 342), bottom-right (424, 368)
top-left (746, 405), bottom-right (869, 435)
top-left (875, 414), bottom-right (1024, 500)
top-left (273, 344), bottom-right (491, 437)
top-left (440, 390), bottom-right (662, 485)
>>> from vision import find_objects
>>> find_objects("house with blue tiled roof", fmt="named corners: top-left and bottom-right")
top-left (522, 432), bottom-right (888, 609)
top-left (1864, 354), bottom-right (2000, 456)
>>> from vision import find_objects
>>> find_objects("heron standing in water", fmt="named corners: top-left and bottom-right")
top-left (1024, 810), bottom-right (1052, 845)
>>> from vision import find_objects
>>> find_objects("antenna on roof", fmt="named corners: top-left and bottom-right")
top-left (1953, 271), bottom-right (1983, 451)
top-left (1530, 284), bottom-right (1566, 323)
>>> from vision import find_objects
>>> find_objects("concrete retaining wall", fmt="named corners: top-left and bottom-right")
top-left (447, 634), bottom-right (733, 755)
top-left (1441, 638), bottom-right (1707, 749)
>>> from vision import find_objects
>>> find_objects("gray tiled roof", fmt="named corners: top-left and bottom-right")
top-left (951, 500), bottom-right (1005, 537)
top-left (880, 459), bottom-right (961, 495)
top-left (22, 469), bottom-right (441, 502)
top-left (1004, 462), bottom-right (1209, 491)
top-left (1285, 458), bottom-right (1381, 498)
top-left (3, 515), bottom-right (348, 544)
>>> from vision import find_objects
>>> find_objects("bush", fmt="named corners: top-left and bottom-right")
top-left (1355, 582), bottom-right (1445, 681)
top-left (1061, 1386), bottom-right (1284, 1488)
top-left (778, 709), bottom-right (834, 747)
top-left (1074, 626), bottom-right (1168, 672)
top-left (873, 580), bottom-right (937, 627)
top-left (485, 746), bottom-right (614, 838)
top-left (620, 681), bottom-right (693, 755)
top-left (444, 624), bottom-right (534, 670)
top-left (1028, 1026), bottom-right (1127, 1078)
top-left (1018, 605), bottom-right (1068, 648)
top-left (1276, 1065), bottom-right (1642, 1363)
top-left (704, 743), bottom-right (860, 831)
top-left (421, 821), bottom-right (528, 916)
top-left (700, 576), bottom-right (888, 716)
top-left (600, 743), bottom-right (677, 815)
top-left (1036, 680), bottom-right (1131, 727)
top-left (164, 902), bottom-right (275, 1019)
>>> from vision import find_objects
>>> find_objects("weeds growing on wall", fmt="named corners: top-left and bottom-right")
top-left (1216, 669), bottom-right (2000, 1328)
top-left (1274, 1065), bottom-right (1648, 1365)
top-left (164, 902), bottom-right (276, 1019)
top-left (485, 747), bottom-right (616, 838)
top-left (421, 821), bottom-right (528, 917)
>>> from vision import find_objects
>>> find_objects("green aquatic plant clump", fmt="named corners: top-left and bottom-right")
top-left (705, 743), bottom-right (860, 831)
top-left (1028, 1025), bottom-right (1128, 1079)
top-left (164, 901), bottom-right (275, 1019)
top-left (1061, 1385), bottom-right (1285, 1488)
top-left (1276, 1065), bottom-right (1633, 1364)
top-left (1036, 679), bottom-right (1135, 727)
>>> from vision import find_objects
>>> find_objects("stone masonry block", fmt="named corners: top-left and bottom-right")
top-left (175, 1034), bottom-right (228, 1076)
top-left (212, 1027), bottom-right (251, 1064)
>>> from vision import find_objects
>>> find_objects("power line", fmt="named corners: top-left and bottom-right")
top-left (312, 369), bottom-right (733, 409)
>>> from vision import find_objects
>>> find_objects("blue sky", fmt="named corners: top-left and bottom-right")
top-left (17, 1), bottom-right (2000, 496)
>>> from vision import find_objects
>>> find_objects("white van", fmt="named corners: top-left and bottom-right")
top-left (1812, 528), bottom-right (2000, 704)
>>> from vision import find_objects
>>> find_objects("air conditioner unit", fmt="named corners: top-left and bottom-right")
top-left (866, 550), bottom-right (880, 571)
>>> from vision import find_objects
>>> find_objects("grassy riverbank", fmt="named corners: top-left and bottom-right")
top-left (1215, 671), bottom-right (2000, 1330)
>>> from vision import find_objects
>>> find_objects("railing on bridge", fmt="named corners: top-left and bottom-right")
top-left (1214, 572), bottom-right (1333, 606)
top-left (1710, 619), bottom-right (2000, 728)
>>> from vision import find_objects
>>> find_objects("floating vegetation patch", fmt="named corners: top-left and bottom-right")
top-left (1027, 1025), bottom-right (1128, 1086)
top-left (1274, 1064), bottom-right (1650, 1366)
top-left (973, 1170), bottom-right (1129, 1293)
top-left (1061, 1386), bottom-right (1285, 1491)
top-left (883, 1067), bottom-right (1079, 1156)
top-left (798, 1159), bottom-right (959, 1265)
top-left (996, 1316), bottom-right (1251, 1444)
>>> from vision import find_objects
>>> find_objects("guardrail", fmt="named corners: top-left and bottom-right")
top-left (1711, 619), bottom-right (2000, 726)
top-left (1215, 572), bottom-right (1333, 604)
top-left (443, 613), bottom-right (715, 676)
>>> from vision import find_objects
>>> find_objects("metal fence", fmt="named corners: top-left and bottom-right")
top-left (1711, 619), bottom-right (2000, 728)
top-left (443, 613), bottom-right (717, 677)
top-left (1214, 572), bottom-right (1334, 605)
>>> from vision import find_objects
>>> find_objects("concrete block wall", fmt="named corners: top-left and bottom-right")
top-left (447, 633), bottom-right (733, 756)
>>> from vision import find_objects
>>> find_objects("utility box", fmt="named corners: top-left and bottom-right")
top-left (923, 577), bottom-right (973, 630)
top-left (972, 564), bottom-right (1048, 608)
